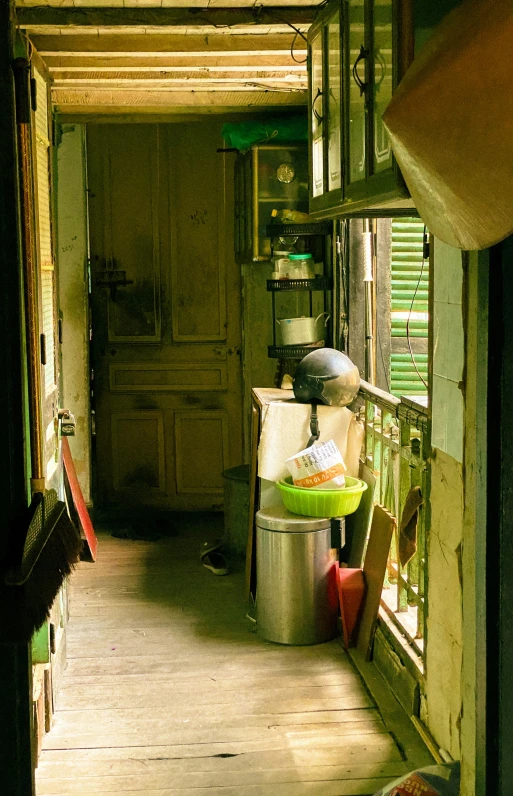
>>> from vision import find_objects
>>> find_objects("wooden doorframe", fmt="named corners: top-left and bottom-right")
top-left (485, 238), bottom-right (513, 795)
top-left (0, 3), bottom-right (36, 793)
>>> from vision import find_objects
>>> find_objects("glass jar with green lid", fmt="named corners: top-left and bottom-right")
top-left (287, 253), bottom-right (314, 279)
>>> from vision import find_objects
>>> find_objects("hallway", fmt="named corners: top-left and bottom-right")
top-left (36, 517), bottom-right (425, 795)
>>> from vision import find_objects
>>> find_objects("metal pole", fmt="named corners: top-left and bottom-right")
top-left (363, 219), bottom-right (375, 384)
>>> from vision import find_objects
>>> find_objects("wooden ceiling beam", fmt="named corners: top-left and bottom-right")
top-left (17, 6), bottom-right (317, 28)
top-left (30, 33), bottom-right (306, 54)
top-left (53, 84), bottom-right (306, 93)
top-left (52, 71), bottom-right (306, 81)
top-left (52, 88), bottom-right (307, 108)
top-left (43, 55), bottom-right (304, 69)
top-left (52, 80), bottom-right (307, 90)
top-left (55, 108), bottom-right (304, 124)
top-left (50, 65), bottom-right (306, 75)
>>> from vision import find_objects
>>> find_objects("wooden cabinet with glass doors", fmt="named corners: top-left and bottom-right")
top-left (308, 0), bottom-right (415, 218)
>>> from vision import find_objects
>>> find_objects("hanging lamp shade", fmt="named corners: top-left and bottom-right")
top-left (383, 0), bottom-right (513, 251)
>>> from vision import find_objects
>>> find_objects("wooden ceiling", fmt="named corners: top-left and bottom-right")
top-left (16, 2), bottom-right (322, 118)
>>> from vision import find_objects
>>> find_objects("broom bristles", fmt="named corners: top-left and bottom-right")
top-left (2, 512), bottom-right (82, 642)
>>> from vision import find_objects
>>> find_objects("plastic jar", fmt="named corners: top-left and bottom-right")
top-left (272, 251), bottom-right (293, 279)
top-left (287, 253), bottom-right (314, 280)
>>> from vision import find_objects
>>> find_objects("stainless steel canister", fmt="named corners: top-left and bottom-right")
top-left (256, 506), bottom-right (338, 645)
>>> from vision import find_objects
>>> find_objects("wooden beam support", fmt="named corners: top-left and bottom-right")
top-left (43, 55), bottom-right (305, 69)
top-left (30, 33), bottom-right (306, 55)
top-left (52, 74), bottom-right (308, 85)
top-left (52, 87), bottom-right (307, 109)
top-left (17, 6), bottom-right (317, 28)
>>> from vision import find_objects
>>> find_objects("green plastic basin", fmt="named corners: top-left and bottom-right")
top-left (276, 475), bottom-right (367, 518)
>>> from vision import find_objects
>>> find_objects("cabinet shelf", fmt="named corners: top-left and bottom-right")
top-left (266, 222), bottom-right (332, 237)
top-left (268, 343), bottom-right (325, 360)
top-left (267, 276), bottom-right (332, 292)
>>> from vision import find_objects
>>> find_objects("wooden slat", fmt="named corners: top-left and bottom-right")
top-left (40, 747), bottom-right (405, 785)
top-left (49, 66), bottom-right (306, 77)
top-left (51, 89), bottom-right (306, 111)
top-left (42, 721), bottom-right (390, 752)
top-left (357, 506), bottom-right (397, 660)
top-left (17, 8), bottom-right (317, 28)
top-left (31, 34), bottom-right (306, 55)
top-left (36, 781), bottom-right (396, 796)
top-left (57, 682), bottom-right (373, 711)
top-left (44, 55), bottom-right (304, 68)
top-left (37, 763), bottom-right (408, 793)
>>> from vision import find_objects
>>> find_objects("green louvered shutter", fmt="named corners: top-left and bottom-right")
top-left (390, 217), bottom-right (429, 398)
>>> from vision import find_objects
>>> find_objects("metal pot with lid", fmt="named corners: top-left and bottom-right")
top-left (277, 313), bottom-right (330, 346)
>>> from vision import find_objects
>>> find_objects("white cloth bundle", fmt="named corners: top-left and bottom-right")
top-left (258, 402), bottom-right (363, 483)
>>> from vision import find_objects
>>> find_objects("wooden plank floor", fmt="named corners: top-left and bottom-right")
top-left (37, 516), bottom-right (414, 795)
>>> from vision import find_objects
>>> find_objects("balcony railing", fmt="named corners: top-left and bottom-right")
top-left (354, 380), bottom-right (430, 661)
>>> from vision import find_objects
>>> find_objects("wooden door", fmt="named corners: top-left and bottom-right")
top-left (33, 65), bottom-right (60, 491)
top-left (87, 122), bottom-right (242, 511)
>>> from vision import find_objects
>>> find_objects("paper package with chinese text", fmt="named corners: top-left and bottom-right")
top-left (372, 763), bottom-right (460, 796)
top-left (285, 439), bottom-right (346, 490)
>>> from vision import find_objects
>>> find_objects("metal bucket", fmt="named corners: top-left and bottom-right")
top-left (256, 506), bottom-right (338, 645)
top-left (222, 465), bottom-right (250, 558)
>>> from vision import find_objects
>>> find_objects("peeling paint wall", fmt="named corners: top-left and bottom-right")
top-left (56, 124), bottom-right (91, 504)
top-left (424, 238), bottom-right (465, 758)
top-left (425, 447), bottom-right (463, 758)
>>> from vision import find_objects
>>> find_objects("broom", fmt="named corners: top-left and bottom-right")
top-left (2, 51), bottom-right (83, 643)
top-left (3, 492), bottom-right (83, 642)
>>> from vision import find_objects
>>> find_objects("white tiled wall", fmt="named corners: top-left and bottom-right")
top-left (431, 238), bottom-right (464, 462)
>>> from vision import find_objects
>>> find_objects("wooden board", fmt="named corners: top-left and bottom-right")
top-left (357, 505), bottom-right (397, 661)
top-left (346, 462), bottom-right (376, 568)
top-left (62, 437), bottom-right (97, 560)
top-left (245, 401), bottom-right (260, 600)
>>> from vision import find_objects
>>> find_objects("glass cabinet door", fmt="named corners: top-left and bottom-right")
top-left (327, 11), bottom-right (342, 192)
top-left (310, 31), bottom-right (324, 198)
top-left (347, 0), bottom-right (368, 186)
top-left (372, 0), bottom-right (393, 174)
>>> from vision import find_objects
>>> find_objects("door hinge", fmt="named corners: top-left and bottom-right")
top-left (40, 333), bottom-right (46, 366)
top-left (423, 231), bottom-right (430, 260)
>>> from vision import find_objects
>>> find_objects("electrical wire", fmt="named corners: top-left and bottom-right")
top-left (377, 319), bottom-right (391, 393)
top-left (290, 31), bottom-right (308, 64)
top-left (243, 82), bottom-right (306, 93)
top-left (261, 7), bottom-right (310, 64)
top-left (406, 225), bottom-right (429, 390)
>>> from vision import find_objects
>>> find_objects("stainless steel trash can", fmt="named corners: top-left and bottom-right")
top-left (222, 464), bottom-right (250, 558)
top-left (256, 506), bottom-right (338, 645)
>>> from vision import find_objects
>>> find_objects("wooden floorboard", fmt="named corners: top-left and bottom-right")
top-left (37, 521), bottom-right (416, 795)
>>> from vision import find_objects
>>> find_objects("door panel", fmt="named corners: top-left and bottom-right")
top-left (109, 363), bottom-right (228, 392)
top-left (169, 125), bottom-right (226, 342)
top-left (88, 122), bottom-right (242, 511)
top-left (174, 412), bottom-right (229, 495)
top-left (112, 412), bottom-right (166, 492)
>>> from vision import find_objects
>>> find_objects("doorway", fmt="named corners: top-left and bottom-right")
top-left (87, 120), bottom-right (243, 512)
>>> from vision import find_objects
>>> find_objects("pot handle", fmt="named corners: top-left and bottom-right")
top-left (315, 312), bottom-right (330, 326)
